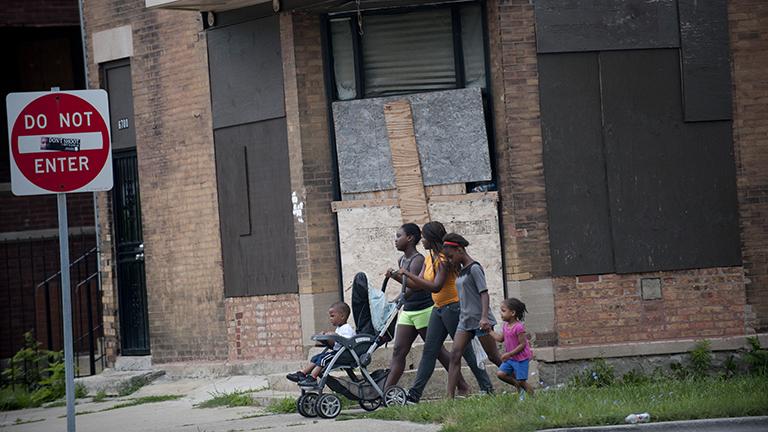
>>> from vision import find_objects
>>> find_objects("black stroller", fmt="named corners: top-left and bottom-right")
top-left (295, 273), bottom-right (407, 419)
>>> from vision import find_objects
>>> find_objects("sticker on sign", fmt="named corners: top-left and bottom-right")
top-left (6, 90), bottom-right (113, 195)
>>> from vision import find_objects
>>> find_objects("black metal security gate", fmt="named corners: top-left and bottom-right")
top-left (113, 150), bottom-right (150, 355)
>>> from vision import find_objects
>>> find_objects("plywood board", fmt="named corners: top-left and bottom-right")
top-left (336, 196), bottom-right (504, 318)
top-left (333, 87), bottom-right (491, 193)
top-left (600, 49), bottom-right (741, 273)
top-left (538, 53), bottom-right (614, 276)
top-left (678, 0), bottom-right (732, 121)
top-left (384, 100), bottom-right (430, 225)
top-left (534, 0), bottom-right (679, 53)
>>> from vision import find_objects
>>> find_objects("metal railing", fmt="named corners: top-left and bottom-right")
top-left (1, 233), bottom-right (105, 384)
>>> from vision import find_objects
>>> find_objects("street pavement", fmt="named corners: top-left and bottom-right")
top-left (0, 373), bottom-right (764, 432)
top-left (0, 374), bottom-right (439, 432)
top-left (542, 416), bottom-right (768, 432)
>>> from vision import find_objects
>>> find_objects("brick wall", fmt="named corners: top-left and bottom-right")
top-left (225, 295), bottom-right (303, 361)
top-left (486, 0), bottom-right (551, 282)
top-left (0, 0), bottom-right (79, 27)
top-left (729, 0), bottom-right (768, 333)
top-left (0, 192), bottom-right (93, 232)
top-left (289, 12), bottom-right (340, 297)
top-left (554, 267), bottom-right (746, 345)
top-left (0, 234), bottom-right (96, 358)
top-left (95, 191), bottom-right (118, 364)
top-left (84, 2), bottom-right (228, 362)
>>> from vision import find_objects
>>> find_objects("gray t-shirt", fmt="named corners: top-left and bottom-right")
top-left (456, 262), bottom-right (497, 331)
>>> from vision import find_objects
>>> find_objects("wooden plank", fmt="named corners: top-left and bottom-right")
top-left (207, 15), bottom-right (285, 130)
top-left (538, 53), bottom-right (615, 276)
top-left (425, 183), bottom-right (466, 197)
top-left (534, 0), bottom-right (679, 53)
top-left (600, 49), bottom-right (740, 273)
top-left (383, 100), bottom-right (430, 225)
top-left (331, 198), bottom-right (399, 212)
top-left (429, 191), bottom-right (497, 203)
top-left (341, 189), bottom-right (398, 201)
top-left (331, 192), bottom-right (498, 212)
top-left (678, 0), bottom-right (732, 121)
top-left (214, 118), bottom-right (298, 296)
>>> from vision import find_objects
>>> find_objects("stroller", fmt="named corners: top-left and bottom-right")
top-left (295, 273), bottom-right (408, 419)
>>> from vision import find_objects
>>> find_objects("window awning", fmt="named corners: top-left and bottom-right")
top-left (146, 0), bottom-right (468, 13)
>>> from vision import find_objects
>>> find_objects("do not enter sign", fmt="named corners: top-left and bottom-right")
top-left (6, 90), bottom-right (113, 195)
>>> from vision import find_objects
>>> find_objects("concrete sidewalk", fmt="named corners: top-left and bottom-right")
top-left (0, 373), bottom-right (440, 432)
top-left (541, 416), bottom-right (768, 432)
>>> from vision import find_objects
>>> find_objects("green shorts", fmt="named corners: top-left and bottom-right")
top-left (397, 305), bottom-right (434, 329)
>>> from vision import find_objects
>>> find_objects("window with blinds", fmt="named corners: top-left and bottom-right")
top-left (329, 3), bottom-right (486, 100)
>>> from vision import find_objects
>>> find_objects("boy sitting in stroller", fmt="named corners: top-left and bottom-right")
top-left (286, 301), bottom-right (356, 386)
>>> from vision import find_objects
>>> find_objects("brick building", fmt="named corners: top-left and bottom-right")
top-left (75, 0), bottom-right (767, 374)
top-left (0, 1), bottom-right (102, 372)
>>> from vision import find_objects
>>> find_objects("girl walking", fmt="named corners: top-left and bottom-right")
top-left (392, 222), bottom-right (492, 402)
top-left (382, 223), bottom-right (433, 390)
top-left (441, 232), bottom-right (504, 398)
top-left (491, 298), bottom-right (534, 399)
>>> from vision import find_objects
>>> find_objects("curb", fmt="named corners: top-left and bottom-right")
top-left (538, 416), bottom-right (768, 431)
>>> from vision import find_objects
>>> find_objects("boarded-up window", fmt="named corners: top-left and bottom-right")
top-left (540, 49), bottom-right (740, 276)
top-left (328, 3), bottom-right (486, 100)
top-left (208, 14), bottom-right (298, 296)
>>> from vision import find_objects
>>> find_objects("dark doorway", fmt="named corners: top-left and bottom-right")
top-left (103, 60), bottom-right (149, 355)
top-left (112, 150), bottom-right (149, 355)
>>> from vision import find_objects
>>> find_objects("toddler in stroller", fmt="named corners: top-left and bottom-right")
top-left (292, 273), bottom-right (408, 419)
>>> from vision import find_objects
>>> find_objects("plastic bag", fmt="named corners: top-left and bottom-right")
top-left (369, 284), bottom-right (397, 333)
top-left (471, 336), bottom-right (488, 369)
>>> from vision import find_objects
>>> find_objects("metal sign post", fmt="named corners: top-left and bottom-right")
top-left (50, 86), bottom-right (75, 432)
top-left (58, 192), bottom-right (76, 432)
top-left (6, 86), bottom-right (113, 432)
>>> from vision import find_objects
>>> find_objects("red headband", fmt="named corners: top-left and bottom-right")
top-left (443, 241), bottom-right (461, 247)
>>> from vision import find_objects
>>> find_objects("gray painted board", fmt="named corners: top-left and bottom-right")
top-left (207, 15), bottom-right (285, 130)
top-left (214, 118), bottom-right (298, 296)
top-left (534, 0), bottom-right (680, 53)
top-left (333, 88), bottom-right (491, 193)
top-left (600, 49), bottom-right (741, 273)
top-left (679, 0), bottom-right (733, 121)
top-left (538, 53), bottom-right (614, 276)
top-left (104, 61), bottom-right (136, 150)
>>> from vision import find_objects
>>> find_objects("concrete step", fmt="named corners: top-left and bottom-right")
top-left (76, 368), bottom-right (165, 396)
top-left (268, 359), bottom-right (541, 400)
top-left (250, 389), bottom-right (301, 407)
top-left (158, 360), bottom-right (306, 379)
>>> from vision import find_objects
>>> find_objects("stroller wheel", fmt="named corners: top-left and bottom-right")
top-left (358, 398), bottom-right (382, 411)
top-left (315, 393), bottom-right (342, 419)
top-left (296, 393), bottom-right (318, 417)
top-left (383, 386), bottom-right (407, 407)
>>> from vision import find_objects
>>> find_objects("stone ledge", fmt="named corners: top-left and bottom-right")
top-left (535, 333), bottom-right (768, 362)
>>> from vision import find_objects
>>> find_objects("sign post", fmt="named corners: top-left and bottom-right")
top-left (6, 88), bottom-right (112, 432)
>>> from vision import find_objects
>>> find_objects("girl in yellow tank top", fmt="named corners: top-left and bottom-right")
top-left (392, 221), bottom-right (494, 402)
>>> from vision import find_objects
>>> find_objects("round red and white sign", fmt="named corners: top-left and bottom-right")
top-left (6, 90), bottom-right (112, 195)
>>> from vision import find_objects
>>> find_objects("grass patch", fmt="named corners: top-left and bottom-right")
top-left (265, 397), bottom-right (296, 414)
top-left (195, 390), bottom-right (254, 409)
top-left (117, 379), bottom-right (146, 397)
top-left (366, 376), bottom-right (768, 432)
top-left (14, 418), bottom-right (44, 425)
top-left (0, 387), bottom-right (35, 411)
top-left (101, 395), bottom-right (182, 411)
top-left (91, 390), bottom-right (108, 403)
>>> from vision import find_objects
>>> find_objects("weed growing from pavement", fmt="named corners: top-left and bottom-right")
top-left (265, 397), bottom-right (295, 414)
top-left (101, 395), bottom-right (183, 411)
top-left (363, 375), bottom-right (768, 432)
top-left (117, 380), bottom-right (147, 397)
top-left (195, 390), bottom-right (254, 408)
top-left (91, 390), bottom-right (108, 403)
top-left (13, 417), bottom-right (44, 425)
